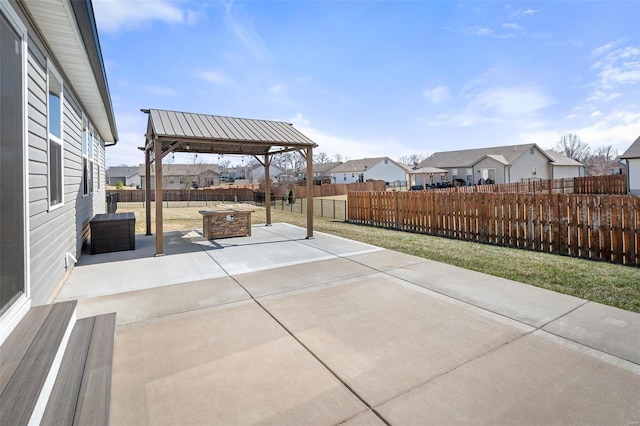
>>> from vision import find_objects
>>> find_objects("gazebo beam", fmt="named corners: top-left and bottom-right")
top-left (154, 140), bottom-right (164, 255)
top-left (264, 153), bottom-right (272, 226)
top-left (305, 146), bottom-right (314, 238)
top-left (145, 148), bottom-right (151, 235)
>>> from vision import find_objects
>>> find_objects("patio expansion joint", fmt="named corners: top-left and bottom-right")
top-left (538, 300), bottom-right (640, 367)
top-left (227, 274), bottom-right (392, 426)
top-left (373, 329), bottom-right (539, 410)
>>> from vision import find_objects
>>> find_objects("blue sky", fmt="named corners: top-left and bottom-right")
top-left (93, 0), bottom-right (640, 167)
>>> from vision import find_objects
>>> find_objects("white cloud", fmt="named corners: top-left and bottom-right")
top-left (469, 87), bottom-right (553, 119)
top-left (426, 86), bottom-right (553, 128)
top-left (143, 85), bottom-right (180, 96)
top-left (221, 0), bottom-right (270, 60)
top-left (589, 43), bottom-right (640, 98)
top-left (290, 113), bottom-right (412, 160)
top-left (105, 110), bottom-right (148, 167)
top-left (195, 70), bottom-right (233, 86)
top-left (501, 22), bottom-right (521, 30)
top-left (268, 84), bottom-right (284, 95)
top-left (93, 0), bottom-right (197, 33)
top-left (460, 26), bottom-right (494, 37)
top-left (591, 42), bottom-right (617, 57)
top-left (422, 86), bottom-right (449, 104)
top-left (518, 110), bottom-right (640, 153)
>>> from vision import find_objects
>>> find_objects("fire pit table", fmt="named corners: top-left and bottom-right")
top-left (199, 207), bottom-right (256, 240)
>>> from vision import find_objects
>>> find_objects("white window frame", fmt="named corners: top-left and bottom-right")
top-left (531, 167), bottom-right (537, 176)
top-left (0, 0), bottom-right (32, 344)
top-left (82, 116), bottom-right (90, 196)
top-left (47, 63), bottom-right (64, 210)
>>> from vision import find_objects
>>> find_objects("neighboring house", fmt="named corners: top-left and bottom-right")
top-left (620, 136), bottom-right (640, 195)
top-left (415, 144), bottom-right (584, 186)
top-left (1, 0), bottom-right (118, 337)
top-left (139, 163), bottom-right (220, 189)
top-left (543, 150), bottom-right (585, 179)
top-left (106, 166), bottom-right (140, 187)
top-left (247, 163), bottom-right (283, 183)
top-left (329, 157), bottom-right (409, 184)
top-left (226, 166), bottom-right (246, 181)
top-left (313, 162), bottom-right (342, 182)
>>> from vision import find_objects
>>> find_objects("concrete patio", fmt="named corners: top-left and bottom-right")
top-left (56, 223), bottom-right (640, 425)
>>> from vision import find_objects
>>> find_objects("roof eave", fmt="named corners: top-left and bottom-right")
top-left (23, 0), bottom-right (118, 144)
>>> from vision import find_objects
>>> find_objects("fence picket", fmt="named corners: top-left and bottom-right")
top-left (347, 191), bottom-right (638, 266)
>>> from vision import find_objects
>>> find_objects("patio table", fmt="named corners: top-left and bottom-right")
top-left (199, 208), bottom-right (255, 239)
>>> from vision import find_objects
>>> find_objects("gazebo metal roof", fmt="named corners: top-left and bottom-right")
top-left (141, 109), bottom-right (317, 255)
top-left (143, 109), bottom-right (316, 157)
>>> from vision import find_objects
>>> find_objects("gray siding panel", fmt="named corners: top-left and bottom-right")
top-left (26, 43), bottom-right (107, 304)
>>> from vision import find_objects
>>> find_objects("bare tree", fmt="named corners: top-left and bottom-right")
top-left (188, 153), bottom-right (213, 187)
top-left (588, 145), bottom-right (618, 176)
top-left (399, 154), bottom-right (427, 168)
top-left (162, 155), bottom-right (175, 188)
top-left (555, 134), bottom-right (591, 165)
top-left (314, 152), bottom-right (332, 164)
top-left (334, 153), bottom-right (343, 163)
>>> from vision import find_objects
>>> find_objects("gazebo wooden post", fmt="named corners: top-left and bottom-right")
top-left (264, 153), bottom-right (271, 226)
top-left (154, 140), bottom-right (164, 255)
top-left (306, 146), bottom-right (314, 238)
top-left (145, 147), bottom-right (152, 235)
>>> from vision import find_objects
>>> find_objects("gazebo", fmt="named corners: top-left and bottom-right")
top-left (408, 167), bottom-right (449, 189)
top-left (141, 109), bottom-right (318, 255)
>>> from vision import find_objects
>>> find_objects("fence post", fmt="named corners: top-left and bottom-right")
top-left (395, 191), bottom-right (401, 230)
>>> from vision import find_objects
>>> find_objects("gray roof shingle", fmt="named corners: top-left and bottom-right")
top-left (620, 136), bottom-right (640, 159)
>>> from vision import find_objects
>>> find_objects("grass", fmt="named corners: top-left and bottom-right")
top-left (122, 202), bottom-right (640, 313)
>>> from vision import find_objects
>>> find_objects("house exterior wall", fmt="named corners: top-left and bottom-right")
top-left (332, 170), bottom-right (363, 184)
top-left (551, 165), bottom-right (583, 179)
top-left (365, 161), bottom-right (407, 184)
top-left (628, 158), bottom-right (640, 195)
top-left (510, 149), bottom-right (550, 182)
top-left (249, 165), bottom-right (282, 183)
top-left (14, 4), bottom-right (106, 305)
top-left (473, 158), bottom-right (508, 184)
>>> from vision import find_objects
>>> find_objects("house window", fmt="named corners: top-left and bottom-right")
top-left (531, 167), bottom-right (537, 176)
top-left (82, 118), bottom-right (89, 195)
top-left (530, 147), bottom-right (535, 155)
top-left (466, 168), bottom-right (473, 184)
top-left (48, 66), bottom-right (63, 208)
top-left (1, 5), bottom-right (27, 313)
top-left (384, 159), bottom-right (388, 164)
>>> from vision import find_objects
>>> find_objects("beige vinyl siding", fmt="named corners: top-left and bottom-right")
top-left (511, 149), bottom-right (550, 181)
top-left (473, 157), bottom-right (506, 184)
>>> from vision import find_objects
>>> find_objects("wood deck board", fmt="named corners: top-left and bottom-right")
top-left (40, 317), bottom-right (95, 426)
top-left (0, 304), bottom-right (53, 395)
top-left (74, 313), bottom-right (116, 426)
top-left (0, 300), bottom-right (76, 425)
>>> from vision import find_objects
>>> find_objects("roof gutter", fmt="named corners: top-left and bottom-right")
top-left (70, 0), bottom-right (118, 146)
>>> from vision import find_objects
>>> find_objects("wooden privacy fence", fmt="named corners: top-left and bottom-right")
top-left (433, 175), bottom-right (626, 195)
top-left (574, 175), bottom-right (627, 194)
top-left (293, 180), bottom-right (387, 198)
top-left (108, 188), bottom-right (257, 202)
top-left (348, 191), bottom-right (640, 266)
